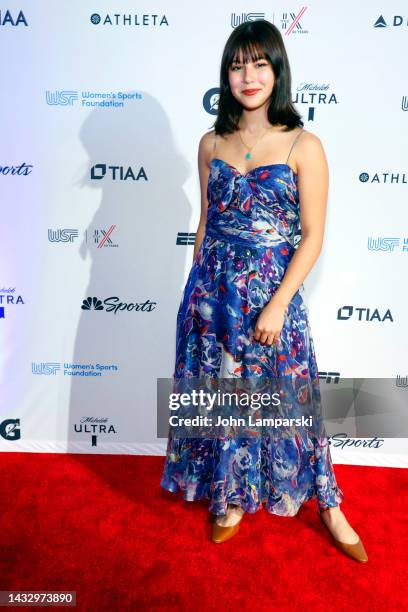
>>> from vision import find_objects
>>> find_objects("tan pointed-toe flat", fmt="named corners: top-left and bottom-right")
top-left (211, 514), bottom-right (243, 543)
top-left (318, 511), bottom-right (368, 563)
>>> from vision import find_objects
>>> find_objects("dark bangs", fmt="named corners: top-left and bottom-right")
top-left (229, 39), bottom-right (269, 67)
top-left (211, 19), bottom-right (303, 135)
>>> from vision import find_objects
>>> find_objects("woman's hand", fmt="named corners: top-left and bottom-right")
top-left (254, 299), bottom-right (288, 346)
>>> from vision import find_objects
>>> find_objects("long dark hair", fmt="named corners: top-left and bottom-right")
top-left (212, 19), bottom-right (303, 134)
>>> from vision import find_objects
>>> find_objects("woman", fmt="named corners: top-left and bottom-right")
top-left (160, 19), bottom-right (368, 562)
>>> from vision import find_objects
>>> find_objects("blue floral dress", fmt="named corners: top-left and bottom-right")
top-left (160, 138), bottom-right (344, 517)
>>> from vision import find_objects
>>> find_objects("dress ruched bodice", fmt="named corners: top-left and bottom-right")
top-left (205, 158), bottom-right (301, 249)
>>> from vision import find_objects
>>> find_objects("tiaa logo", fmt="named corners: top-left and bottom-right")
top-left (0, 10), bottom-right (28, 26)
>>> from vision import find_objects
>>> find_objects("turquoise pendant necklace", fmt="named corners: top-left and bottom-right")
top-left (238, 127), bottom-right (271, 160)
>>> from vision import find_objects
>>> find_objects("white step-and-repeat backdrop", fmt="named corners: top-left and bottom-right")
top-left (1, 1), bottom-right (407, 466)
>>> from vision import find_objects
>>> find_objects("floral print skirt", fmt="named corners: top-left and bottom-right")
top-left (160, 234), bottom-right (345, 516)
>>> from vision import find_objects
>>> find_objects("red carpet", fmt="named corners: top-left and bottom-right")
top-left (0, 452), bottom-right (406, 610)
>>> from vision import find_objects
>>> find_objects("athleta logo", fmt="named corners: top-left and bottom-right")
top-left (359, 171), bottom-right (407, 183)
top-left (89, 13), bottom-right (168, 26)
top-left (0, 10), bottom-right (27, 26)
top-left (81, 296), bottom-right (157, 314)
top-left (337, 306), bottom-right (393, 322)
top-left (90, 164), bottom-right (147, 181)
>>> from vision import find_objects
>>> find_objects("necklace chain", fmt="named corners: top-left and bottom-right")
top-left (238, 126), bottom-right (274, 160)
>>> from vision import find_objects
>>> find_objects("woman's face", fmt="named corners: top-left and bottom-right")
top-left (228, 50), bottom-right (275, 109)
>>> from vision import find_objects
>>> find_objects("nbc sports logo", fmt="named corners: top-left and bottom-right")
top-left (81, 297), bottom-right (104, 311)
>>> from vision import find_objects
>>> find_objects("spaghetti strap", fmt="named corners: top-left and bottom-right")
top-left (286, 128), bottom-right (304, 165)
top-left (208, 131), bottom-right (218, 164)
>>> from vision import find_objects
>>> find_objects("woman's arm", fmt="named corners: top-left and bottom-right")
top-left (254, 131), bottom-right (329, 345)
top-left (270, 131), bottom-right (329, 309)
top-left (193, 132), bottom-right (213, 262)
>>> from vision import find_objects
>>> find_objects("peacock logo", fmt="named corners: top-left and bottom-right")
top-left (81, 297), bottom-right (104, 311)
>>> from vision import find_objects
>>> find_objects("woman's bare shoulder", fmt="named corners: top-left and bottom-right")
top-left (199, 129), bottom-right (217, 149)
top-left (297, 127), bottom-right (325, 148)
top-left (295, 128), bottom-right (328, 175)
top-left (296, 128), bottom-right (326, 159)
top-left (198, 129), bottom-right (217, 166)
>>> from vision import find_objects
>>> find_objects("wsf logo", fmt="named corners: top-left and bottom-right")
top-left (31, 363), bottom-right (61, 375)
top-left (46, 91), bottom-right (78, 106)
top-left (48, 227), bottom-right (118, 248)
top-left (48, 229), bottom-right (79, 243)
top-left (46, 90), bottom-right (140, 108)
top-left (231, 12), bottom-right (265, 28)
top-left (367, 237), bottom-right (408, 252)
top-left (396, 375), bottom-right (408, 387)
